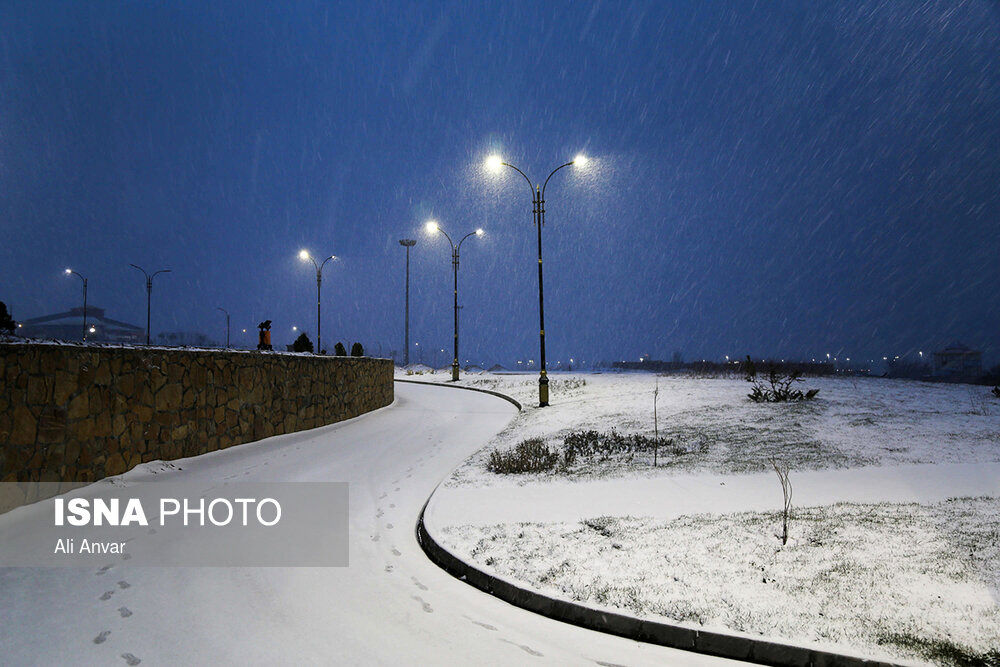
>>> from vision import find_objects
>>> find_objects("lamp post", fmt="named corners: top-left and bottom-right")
top-left (485, 153), bottom-right (587, 406)
top-left (425, 221), bottom-right (484, 381)
top-left (298, 250), bottom-right (336, 354)
top-left (217, 307), bottom-right (230, 348)
top-left (128, 264), bottom-right (171, 345)
top-left (64, 268), bottom-right (88, 341)
top-left (398, 239), bottom-right (417, 365)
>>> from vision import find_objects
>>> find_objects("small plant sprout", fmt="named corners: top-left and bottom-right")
top-left (770, 457), bottom-right (792, 546)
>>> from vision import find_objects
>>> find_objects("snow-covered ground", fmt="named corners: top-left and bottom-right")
top-left (0, 382), bottom-right (735, 666)
top-left (414, 371), bottom-right (1000, 665)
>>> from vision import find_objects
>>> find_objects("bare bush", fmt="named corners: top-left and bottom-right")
top-left (745, 356), bottom-right (819, 402)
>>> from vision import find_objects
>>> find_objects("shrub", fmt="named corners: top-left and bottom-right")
top-left (351, 342), bottom-right (364, 357)
top-left (291, 332), bottom-right (314, 353)
top-left (487, 438), bottom-right (560, 474)
top-left (333, 342), bottom-right (347, 356)
top-left (744, 356), bottom-right (819, 402)
top-left (993, 386), bottom-right (1000, 399)
top-left (563, 429), bottom-right (676, 465)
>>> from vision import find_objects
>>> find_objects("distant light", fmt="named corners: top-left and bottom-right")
top-left (298, 249), bottom-right (310, 261)
top-left (485, 155), bottom-right (503, 172)
top-left (573, 154), bottom-right (588, 167)
top-left (88, 327), bottom-right (96, 333)
top-left (18, 323), bottom-right (23, 328)
top-left (64, 268), bottom-right (72, 274)
top-left (242, 329), bottom-right (247, 333)
top-left (425, 220), bottom-right (439, 234)
top-left (475, 228), bottom-right (484, 236)
top-left (292, 326), bottom-right (297, 331)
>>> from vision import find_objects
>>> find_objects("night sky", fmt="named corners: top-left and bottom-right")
top-left (3, 1), bottom-right (999, 368)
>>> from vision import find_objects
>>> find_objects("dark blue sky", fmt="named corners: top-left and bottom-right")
top-left (3, 1), bottom-right (999, 367)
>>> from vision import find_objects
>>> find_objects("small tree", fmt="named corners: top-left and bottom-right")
top-left (292, 332), bottom-right (314, 353)
top-left (653, 377), bottom-right (660, 466)
top-left (350, 342), bottom-right (364, 357)
top-left (993, 386), bottom-right (1000, 399)
top-left (0, 302), bottom-right (15, 336)
top-left (334, 341), bottom-right (347, 356)
top-left (769, 458), bottom-right (792, 546)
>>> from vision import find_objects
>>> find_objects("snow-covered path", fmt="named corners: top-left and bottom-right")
top-left (0, 382), bottom-right (734, 665)
top-left (427, 462), bottom-right (1000, 528)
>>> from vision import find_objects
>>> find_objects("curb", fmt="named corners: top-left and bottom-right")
top-left (393, 377), bottom-right (523, 411)
top-left (405, 378), bottom-right (903, 667)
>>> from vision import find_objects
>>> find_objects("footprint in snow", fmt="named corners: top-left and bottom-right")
top-left (391, 547), bottom-right (401, 557)
top-left (96, 564), bottom-right (114, 575)
top-left (411, 576), bottom-right (427, 591)
top-left (121, 653), bottom-right (141, 665)
top-left (389, 503), bottom-right (395, 508)
top-left (118, 607), bottom-right (132, 618)
top-left (384, 564), bottom-right (394, 573)
top-left (499, 639), bottom-right (542, 657)
top-left (376, 508), bottom-right (384, 518)
top-left (385, 523), bottom-right (393, 529)
top-left (465, 617), bottom-right (497, 631)
top-left (117, 580), bottom-right (131, 589)
top-left (371, 534), bottom-right (381, 542)
top-left (411, 595), bottom-right (433, 613)
top-left (93, 631), bottom-right (111, 644)
top-left (99, 590), bottom-right (114, 601)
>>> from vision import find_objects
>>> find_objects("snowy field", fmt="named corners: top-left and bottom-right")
top-left (411, 370), bottom-right (1000, 665)
top-left (438, 498), bottom-right (1000, 666)
top-left (406, 371), bottom-right (1000, 485)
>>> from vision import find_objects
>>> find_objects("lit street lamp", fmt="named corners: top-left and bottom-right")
top-left (398, 239), bottom-right (417, 365)
top-left (298, 250), bottom-right (336, 354)
top-left (217, 307), bottom-right (230, 348)
top-left (128, 264), bottom-right (171, 346)
top-left (64, 268), bottom-right (88, 341)
top-left (425, 220), bottom-right (484, 381)
top-left (485, 152), bottom-right (588, 406)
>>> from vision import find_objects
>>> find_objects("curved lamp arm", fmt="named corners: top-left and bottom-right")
top-left (501, 161), bottom-right (537, 200)
top-left (541, 162), bottom-right (575, 200)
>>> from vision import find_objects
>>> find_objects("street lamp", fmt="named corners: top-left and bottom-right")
top-left (128, 264), bottom-right (171, 345)
top-left (485, 152), bottom-right (588, 406)
top-left (398, 239), bottom-right (417, 365)
top-left (298, 249), bottom-right (336, 354)
top-left (425, 220), bottom-right (484, 381)
top-left (217, 307), bottom-right (230, 348)
top-left (64, 268), bottom-right (88, 341)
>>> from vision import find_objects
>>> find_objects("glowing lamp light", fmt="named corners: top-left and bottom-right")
top-left (64, 268), bottom-right (72, 274)
top-left (475, 228), bottom-right (484, 236)
top-left (298, 249), bottom-right (310, 261)
top-left (425, 220), bottom-right (439, 234)
top-left (573, 154), bottom-right (589, 167)
top-left (88, 326), bottom-right (96, 334)
top-left (292, 326), bottom-right (298, 331)
top-left (485, 154), bottom-right (503, 172)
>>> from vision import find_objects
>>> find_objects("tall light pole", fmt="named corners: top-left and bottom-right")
top-left (64, 268), bottom-right (88, 341)
top-left (129, 264), bottom-right (171, 345)
top-left (485, 153), bottom-right (588, 406)
top-left (298, 250), bottom-right (336, 354)
top-left (217, 307), bottom-right (230, 348)
top-left (398, 239), bottom-right (416, 365)
top-left (425, 220), bottom-right (484, 381)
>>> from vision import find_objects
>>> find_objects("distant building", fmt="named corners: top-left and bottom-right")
top-left (18, 306), bottom-right (143, 344)
top-left (933, 342), bottom-right (982, 379)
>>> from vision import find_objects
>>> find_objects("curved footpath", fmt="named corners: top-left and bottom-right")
top-left (0, 382), bottom-right (734, 665)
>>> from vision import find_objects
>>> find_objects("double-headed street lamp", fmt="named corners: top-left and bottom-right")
top-left (485, 153), bottom-right (588, 406)
top-left (425, 220), bottom-right (484, 381)
top-left (298, 250), bottom-right (336, 354)
top-left (129, 264), bottom-right (171, 345)
top-left (64, 268), bottom-right (88, 341)
top-left (398, 239), bottom-right (417, 365)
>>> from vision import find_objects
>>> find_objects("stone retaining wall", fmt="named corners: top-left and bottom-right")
top-left (0, 343), bottom-right (393, 511)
